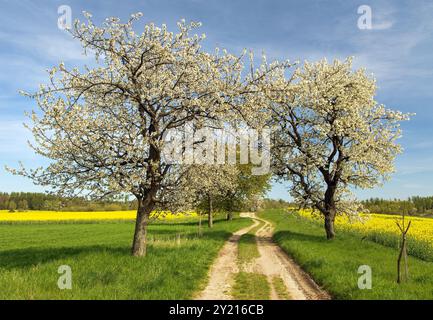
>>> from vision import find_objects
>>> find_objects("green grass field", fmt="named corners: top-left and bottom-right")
top-left (0, 215), bottom-right (252, 299)
top-left (261, 209), bottom-right (433, 299)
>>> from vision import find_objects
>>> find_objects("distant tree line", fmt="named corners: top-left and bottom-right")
top-left (363, 196), bottom-right (433, 216)
top-left (0, 189), bottom-right (271, 213)
top-left (261, 198), bottom-right (294, 210)
top-left (5, 192), bottom-right (433, 216)
top-left (0, 192), bottom-right (136, 212)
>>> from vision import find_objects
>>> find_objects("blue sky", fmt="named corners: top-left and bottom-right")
top-left (0, 0), bottom-right (432, 200)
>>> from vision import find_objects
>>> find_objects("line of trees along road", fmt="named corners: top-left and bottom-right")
top-left (7, 12), bottom-right (409, 256)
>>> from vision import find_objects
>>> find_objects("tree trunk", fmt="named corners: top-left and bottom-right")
top-left (131, 200), bottom-right (152, 257)
top-left (208, 196), bottom-right (213, 228)
top-left (323, 183), bottom-right (337, 240)
top-left (131, 118), bottom-right (160, 257)
top-left (324, 212), bottom-right (336, 240)
top-left (226, 212), bottom-right (233, 221)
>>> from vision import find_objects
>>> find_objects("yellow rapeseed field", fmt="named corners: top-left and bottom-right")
top-left (0, 210), bottom-right (197, 222)
top-left (298, 209), bottom-right (433, 260)
top-left (298, 209), bottom-right (431, 243)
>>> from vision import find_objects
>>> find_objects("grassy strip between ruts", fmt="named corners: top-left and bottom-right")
top-left (231, 272), bottom-right (270, 300)
top-left (272, 276), bottom-right (291, 300)
top-left (260, 209), bottom-right (433, 299)
top-left (237, 219), bottom-right (263, 266)
top-left (0, 214), bottom-right (253, 299)
top-left (233, 220), bottom-right (272, 299)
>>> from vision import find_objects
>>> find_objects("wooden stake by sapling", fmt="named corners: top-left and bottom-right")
top-left (396, 212), bottom-right (411, 284)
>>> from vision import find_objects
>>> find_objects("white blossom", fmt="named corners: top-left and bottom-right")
top-left (6, 13), bottom-right (291, 255)
top-left (267, 58), bottom-right (411, 238)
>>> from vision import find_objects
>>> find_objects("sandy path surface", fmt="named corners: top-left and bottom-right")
top-left (196, 213), bottom-right (330, 300)
top-left (195, 216), bottom-right (259, 300)
top-left (251, 213), bottom-right (330, 300)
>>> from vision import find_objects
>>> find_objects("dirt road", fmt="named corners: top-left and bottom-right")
top-left (195, 218), bottom-right (259, 300)
top-left (196, 213), bottom-right (330, 300)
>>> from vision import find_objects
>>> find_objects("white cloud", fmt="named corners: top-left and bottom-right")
top-left (396, 157), bottom-right (433, 175)
top-left (372, 20), bottom-right (393, 30)
top-left (33, 34), bottom-right (89, 61)
top-left (411, 141), bottom-right (433, 150)
top-left (0, 120), bottom-right (31, 153)
top-left (0, 54), bottom-right (50, 93)
top-left (0, 31), bottom-right (88, 62)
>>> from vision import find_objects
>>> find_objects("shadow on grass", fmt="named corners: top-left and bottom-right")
top-left (153, 217), bottom-right (241, 227)
top-left (0, 230), bottom-right (232, 270)
top-left (0, 246), bottom-right (128, 269)
top-left (273, 230), bottom-right (326, 244)
top-left (240, 233), bottom-right (256, 244)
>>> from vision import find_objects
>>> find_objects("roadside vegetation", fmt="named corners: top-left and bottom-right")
top-left (262, 209), bottom-right (433, 299)
top-left (0, 214), bottom-right (252, 299)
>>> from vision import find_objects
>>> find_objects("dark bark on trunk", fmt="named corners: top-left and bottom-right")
top-left (324, 212), bottom-right (336, 240)
top-left (397, 219), bottom-right (411, 283)
top-left (226, 212), bottom-right (233, 221)
top-left (131, 117), bottom-right (161, 257)
top-left (131, 199), bottom-right (153, 257)
top-left (208, 195), bottom-right (213, 228)
top-left (131, 112), bottom-right (162, 257)
top-left (323, 183), bottom-right (337, 240)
